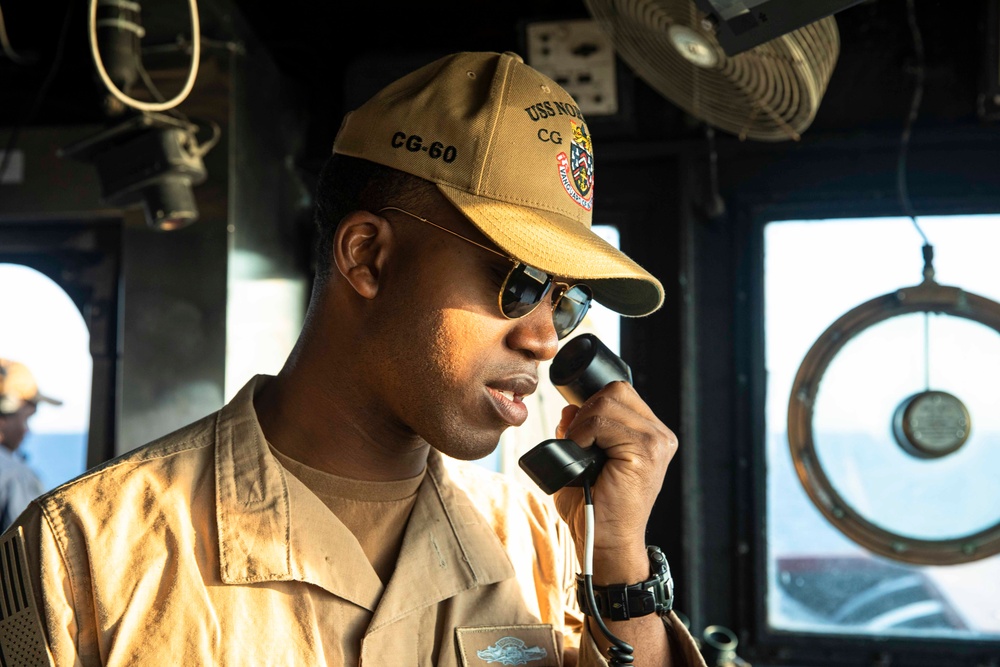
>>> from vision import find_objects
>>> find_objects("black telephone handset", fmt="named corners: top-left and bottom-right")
top-left (518, 334), bottom-right (632, 495)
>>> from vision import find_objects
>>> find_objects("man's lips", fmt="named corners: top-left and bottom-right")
top-left (485, 376), bottom-right (537, 427)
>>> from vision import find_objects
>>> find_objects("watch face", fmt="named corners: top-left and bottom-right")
top-left (892, 390), bottom-right (971, 459)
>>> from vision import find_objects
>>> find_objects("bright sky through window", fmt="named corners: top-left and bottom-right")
top-left (764, 215), bottom-right (1000, 638)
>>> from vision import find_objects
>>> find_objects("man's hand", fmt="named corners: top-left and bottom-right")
top-left (551, 380), bottom-right (678, 569)
top-left (551, 381), bottom-right (679, 665)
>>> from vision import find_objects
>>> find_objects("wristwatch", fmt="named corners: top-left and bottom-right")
top-left (576, 545), bottom-right (674, 621)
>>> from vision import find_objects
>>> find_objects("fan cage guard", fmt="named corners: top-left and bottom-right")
top-left (584, 0), bottom-right (840, 141)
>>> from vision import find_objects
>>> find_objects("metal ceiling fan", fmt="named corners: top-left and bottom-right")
top-left (582, 0), bottom-right (843, 141)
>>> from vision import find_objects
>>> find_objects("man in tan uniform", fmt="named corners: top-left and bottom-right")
top-left (1, 51), bottom-right (706, 666)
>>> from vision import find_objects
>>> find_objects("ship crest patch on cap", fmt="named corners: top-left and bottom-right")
top-left (556, 121), bottom-right (594, 211)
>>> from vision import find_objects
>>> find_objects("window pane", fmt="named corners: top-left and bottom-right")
top-left (764, 216), bottom-right (1000, 639)
top-left (0, 264), bottom-right (91, 492)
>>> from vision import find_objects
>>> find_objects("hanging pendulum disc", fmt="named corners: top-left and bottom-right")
top-left (891, 390), bottom-right (971, 459)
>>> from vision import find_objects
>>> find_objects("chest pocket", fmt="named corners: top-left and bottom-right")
top-left (455, 624), bottom-right (561, 667)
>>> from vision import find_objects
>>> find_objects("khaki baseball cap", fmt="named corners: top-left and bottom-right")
top-left (332, 50), bottom-right (664, 317)
top-left (0, 359), bottom-right (62, 415)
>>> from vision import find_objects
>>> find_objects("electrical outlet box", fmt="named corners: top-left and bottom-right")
top-left (524, 19), bottom-right (619, 117)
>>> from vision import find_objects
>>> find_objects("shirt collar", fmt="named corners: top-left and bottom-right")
top-left (213, 375), bottom-right (515, 612)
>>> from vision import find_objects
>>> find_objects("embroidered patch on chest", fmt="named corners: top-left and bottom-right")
top-left (455, 624), bottom-right (560, 666)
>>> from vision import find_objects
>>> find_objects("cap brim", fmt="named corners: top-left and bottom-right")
top-left (437, 185), bottom-right (665, 317)
top-left (33, 392), bottom-right (63, 407)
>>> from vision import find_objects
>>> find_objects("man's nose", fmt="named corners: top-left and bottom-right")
top-left (507, 301), bottom-right (560, 362)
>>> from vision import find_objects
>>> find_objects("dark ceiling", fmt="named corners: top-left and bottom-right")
top-left (236, 0), bottom-right (994, 156)
top-left (0, 0), bottom-right (994, 168)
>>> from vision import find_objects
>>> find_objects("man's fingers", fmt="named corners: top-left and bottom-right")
top-left (555, 404), bottom-right (579, 439)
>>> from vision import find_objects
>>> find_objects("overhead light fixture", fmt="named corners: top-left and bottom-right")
top-left (58, 0), bottom-right (211, 230)
top-left (59, 112), bottom-right (208, 231)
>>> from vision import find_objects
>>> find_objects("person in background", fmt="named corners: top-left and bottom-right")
top-left (0, 358), bottom-right (61, 532)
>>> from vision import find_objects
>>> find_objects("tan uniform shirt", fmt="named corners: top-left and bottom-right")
top-left (0, 376), bottom-right (705, 666)
top-left (269, 443), bottom-right (425, 585)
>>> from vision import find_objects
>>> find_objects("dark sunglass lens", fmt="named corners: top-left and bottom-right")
top-left (553, 284), bottom-right (593, 339)
top-left (501, 264), bottom-right (551, 318)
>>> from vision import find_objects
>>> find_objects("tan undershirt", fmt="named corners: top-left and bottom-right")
top-left (269, 444), bottom-right (426, 584)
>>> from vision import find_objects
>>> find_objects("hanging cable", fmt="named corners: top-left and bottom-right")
top-left (133, 55), bottom-right (220, 158)
top-left (0, 0), bottom-right (32, 64)
top-left (702, 124), bottom-right (726, 222)
top-left (923, 312), bottom-right (931, 391)
top-left (897, 0), bottom-right (931, 249)
top-left (582, 479), bottom-right (635, 665)
top-left (88, 0), bottom-right (201, 112)
top-left (897, 0), bottom-right (937, 397)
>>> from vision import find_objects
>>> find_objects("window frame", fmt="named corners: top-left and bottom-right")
top-left (0, 220), bottom-right (121, 470)
top-left (743, 212), bottom-right (1000, 665)
top-left (681, 126), bottom-right (1000, 667)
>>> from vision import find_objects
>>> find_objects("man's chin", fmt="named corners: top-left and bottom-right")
top-left (435, 433), bottom-right (504, 463)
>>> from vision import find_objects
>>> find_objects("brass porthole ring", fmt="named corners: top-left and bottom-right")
top-left (787, 277), bottom-right (1000, 565)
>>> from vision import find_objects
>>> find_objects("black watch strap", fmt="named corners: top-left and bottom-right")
top-left (577, 545), bottom-right (674, 622)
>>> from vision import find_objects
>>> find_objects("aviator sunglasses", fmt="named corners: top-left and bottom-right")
top-left (379, 207), bottom-right (593, 339)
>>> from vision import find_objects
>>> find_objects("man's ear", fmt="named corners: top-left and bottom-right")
top-left (332, 210), bottom-right (393, 299)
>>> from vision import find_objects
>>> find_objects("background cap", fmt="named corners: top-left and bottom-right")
top-left (332, 50), bottom-right (664, 317)
top-left (0, 359), bottom-right (63, 415)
